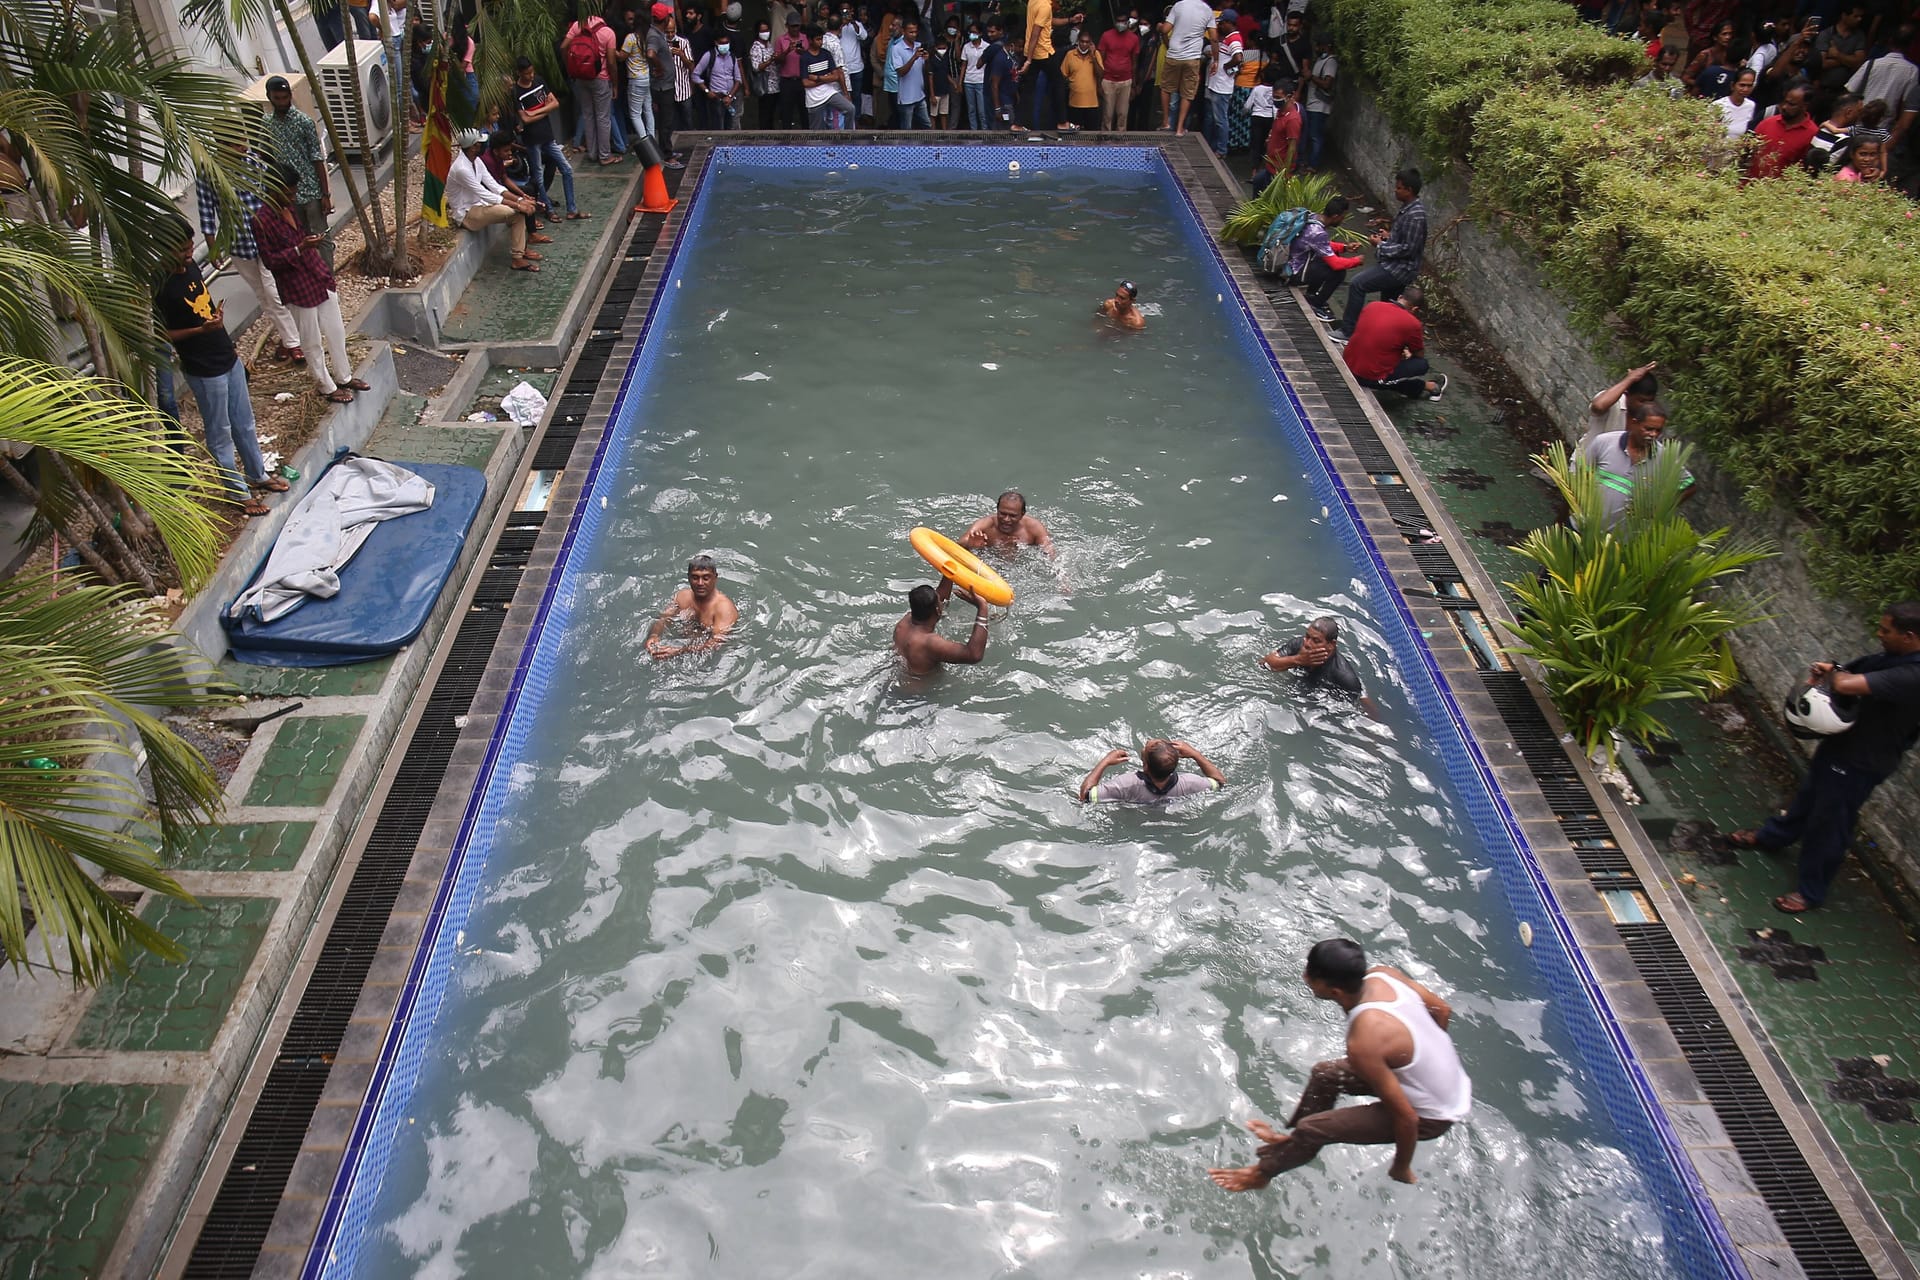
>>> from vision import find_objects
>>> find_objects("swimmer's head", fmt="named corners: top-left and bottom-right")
top-left (1117, 280), bottom-right (1139, 302)
top-left (909, 583), bottom-right (941, 622)
top-left (1305, 616), bottom-right (1340, 647)
top-left (1142, 740), bottom-right (1179, 781)
top-left (687, 554), bottom-right (719, 597)
top-left (1304, 937), bottom-right (1368, 995)
top-left (995, 490), bottom-right (1026, 533)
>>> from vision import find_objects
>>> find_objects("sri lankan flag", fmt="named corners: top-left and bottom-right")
top-left (420, 52), bottom-right (455, 228)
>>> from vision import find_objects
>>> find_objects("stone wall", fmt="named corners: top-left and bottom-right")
top-left (1326, 80), bottom-right (1920, 895)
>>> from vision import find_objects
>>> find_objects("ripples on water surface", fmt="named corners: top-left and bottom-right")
top-left (358, 163), bottom-right (1674, 1277)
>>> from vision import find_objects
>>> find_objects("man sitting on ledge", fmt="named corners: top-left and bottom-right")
top-left (1340, 284), bottom-right (1446, 402)
top-left (447, 128), bottom-right (542, 273)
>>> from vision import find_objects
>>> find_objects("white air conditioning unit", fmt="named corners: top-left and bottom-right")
top-left (315, 41), bottom-right (393, 156)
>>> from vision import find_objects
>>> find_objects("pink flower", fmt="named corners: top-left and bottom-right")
top-left (1861, 322), bottom-right (1872, 330)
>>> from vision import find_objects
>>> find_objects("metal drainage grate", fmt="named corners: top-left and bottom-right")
top-left (1617, 923), bottom-right (1875, 1279)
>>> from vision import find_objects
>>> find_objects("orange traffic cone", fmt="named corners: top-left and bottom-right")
top-left (633, 136), bottom-right (677, 215)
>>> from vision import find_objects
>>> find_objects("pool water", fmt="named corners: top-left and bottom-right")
top-left (344, 154), bottom-right (1679, 1277)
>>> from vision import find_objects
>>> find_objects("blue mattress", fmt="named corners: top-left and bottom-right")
top-left (222, 458), bottom-right (488, 667)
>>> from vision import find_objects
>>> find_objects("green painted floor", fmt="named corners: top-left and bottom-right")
top-left (440, 162), bottom-right (636, 344)
top-left (1386, 316), bottom-right (1920, 1262)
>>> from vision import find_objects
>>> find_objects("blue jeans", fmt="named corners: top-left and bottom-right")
top-left (1300, 108), bottom-right (1329, 169)
top-left (1757, 757), bottom-right (1889, 906)
top-left (964, 81), bottom-right (987, 129)
top-left (181, 363), bottom-right (268, 496)
top-left (1207, 88), bottom-right (1233, 154)
top-left (896, 97), bottom-right (930, 129)
top-left (1338, 264), bottom-right (1408, 336)
top-left (525, 138), bottom-right (577, 214)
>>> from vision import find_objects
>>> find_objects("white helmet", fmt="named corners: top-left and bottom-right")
top-left (1784, 682), bottom-right (1857, 739)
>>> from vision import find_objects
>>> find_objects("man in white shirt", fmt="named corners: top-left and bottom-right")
top-left (836, 7), bottom-right (868, 117)
top-left (1159, 0), bottom-right (1213, 136)
top-left (447, 129), bottom-right (538, 271)
top-left (1204, 13), bottom-right (1242, 156)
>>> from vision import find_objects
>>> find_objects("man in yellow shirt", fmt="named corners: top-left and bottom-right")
top-left (1063, 28), bottom-right (1103, 129)
top-left (1021, 0), bottom-right (1073, 129)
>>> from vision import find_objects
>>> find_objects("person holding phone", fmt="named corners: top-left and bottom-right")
top-left (252, 163), bottom-right (366, 405)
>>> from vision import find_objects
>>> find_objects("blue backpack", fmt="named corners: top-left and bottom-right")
top-left (1257, 207), bottom-right (1314, 277)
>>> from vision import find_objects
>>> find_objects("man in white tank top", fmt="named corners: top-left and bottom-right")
top-left (1209, 937), bottom-right (1471, 1190)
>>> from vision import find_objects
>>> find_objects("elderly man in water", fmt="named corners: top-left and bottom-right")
top-left (1098, 279), bottom-right (1146, 329)
top-left (893, 578), bottom-right (990, 675)
top-left (962, 490), bottom-right (1056, 558)
top-left (644, 554), bottom-right (739, 659)
top-left (1262, 615), bottom-right (1379, 718)
top-left (1078, 738), bottom-right (1225, 803)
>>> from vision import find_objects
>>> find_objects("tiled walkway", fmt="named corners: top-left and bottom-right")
top-left (0, 417), bottom-right (510, 1280)
top-left (1373, 323), bottom-right (1920, 1264)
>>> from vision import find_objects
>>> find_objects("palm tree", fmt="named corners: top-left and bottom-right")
top-left (0, 358), bottom-right (238, 982)
top-left (1501, 442), bottom-right (1773, 766)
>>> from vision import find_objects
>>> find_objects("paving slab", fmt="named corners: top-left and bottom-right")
top-left (67, 897), bottom-right (277, 1053)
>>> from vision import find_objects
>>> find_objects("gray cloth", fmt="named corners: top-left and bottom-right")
top-left (1091, 771), bottom-right (1218, 804)
top-left (228, 456), bottom-right (435, 622)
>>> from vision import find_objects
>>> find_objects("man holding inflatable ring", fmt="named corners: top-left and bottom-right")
top-left (893, 578), bottom-right (990, 676)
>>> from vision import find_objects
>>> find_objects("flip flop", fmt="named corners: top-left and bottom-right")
top-left (250, 475), bottom-right (291, 493)
top-left (318, 388), bottom-right (354, 404)
top-left (566, 210), bottom-right (593, 219)
top-left (510, 259), bottom-right (541, 272)
top-left (530, 233), bottom-right (555, 244)
top-left (241, 499), bottom-right (271, 517)
top-left (345, 378), bottom-right (372, 391)
top-left (1772, 893), bottom-right (1813, 914)
top-left (520, 250), bottom-right (543, 260)
top-left (1722, 829), bottom-right (1763, 849)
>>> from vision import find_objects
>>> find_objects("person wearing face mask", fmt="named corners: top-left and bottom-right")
top-left (930, 27), bottom-right (960, 127)
top-left (1097, 11), bottom-right (1141, 131)
top-left (960, 22), bottom-right (989, 128)
top-left (1130, 11), bottom-right (1161, 130)
top-left (750, 21), bottom-right (783, 128)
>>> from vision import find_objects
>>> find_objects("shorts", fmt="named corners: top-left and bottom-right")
top-left (933, 93), bottom-right (950, 115)
top-left (1163, 57), bottom-right (1202, 99)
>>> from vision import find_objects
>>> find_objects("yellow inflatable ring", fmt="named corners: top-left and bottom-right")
top-left (909, 527), bottom-right (1016, 608)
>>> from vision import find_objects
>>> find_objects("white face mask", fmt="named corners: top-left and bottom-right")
top-left (969, 32), bottom-right (981, 41)
top-left (757, 30), bottom-right (769, 39)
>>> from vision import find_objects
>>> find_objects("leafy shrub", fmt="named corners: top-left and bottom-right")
top-left (1220, 170), bottom-right (1339, 244)
top-left (1502, 443), bottom-right (1772, 764)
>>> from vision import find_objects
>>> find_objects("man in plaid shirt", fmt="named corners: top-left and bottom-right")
top-left (196, 144), bottom-right (304, 364)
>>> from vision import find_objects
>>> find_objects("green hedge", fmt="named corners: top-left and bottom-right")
top-left (1322, 0), bottom-right (1920, 606)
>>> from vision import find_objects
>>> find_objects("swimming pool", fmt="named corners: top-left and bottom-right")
top-left (307, 145), bottom-right (1740, 1278)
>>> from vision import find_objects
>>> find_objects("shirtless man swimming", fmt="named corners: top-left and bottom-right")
top-left (962, 490), bottom-right (1056, 558)
top-left (892, 578), bottom-right (989, 676)
top-left (1097, 280), bottom-right (1146, 330)
top-left (644, 555), bottom-right (739, 659)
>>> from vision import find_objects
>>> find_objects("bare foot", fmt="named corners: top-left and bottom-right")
top-left (1246, 1119), bottom-right (1285, 1144)
top-left (1207, 1165), bottom-right (1269, 1192)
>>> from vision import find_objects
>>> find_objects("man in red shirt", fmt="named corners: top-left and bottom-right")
top-left (1265, 86), bottom-right (1302, 175)
top-left (1747, 86), bottom-right (1818, 178)
top-left (1339, 286), bottom-right (1446, 401)
top-left (1097, 16), bottom-right (1140, 130)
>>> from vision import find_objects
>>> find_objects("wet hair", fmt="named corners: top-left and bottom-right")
top-left (1395, 166), bottom-right (1423, 194)
top-left (1305, 938), bottom-right (1368, 993)
top-left (1142, 741), bottom-right (1179, 779)
top-left (688, 554), bottom-right (717, 574)
top-left (998, 489), bottom-right (1026, 513)
top-left (1628, 399), bottom-right (1668, 425)
top-left (1307, 616), bottom-right (1340, 643)
top-left (1323, 194), bottom-right (1350, 217)
top-left (1886, 602), bottom-right (1920, 636)
top-left (909, 583), bottom-right (940, 621)
top-left (1399, 283), bottom-right (1424, 309)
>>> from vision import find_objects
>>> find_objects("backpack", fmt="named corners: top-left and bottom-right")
top-left (1257, 207), bottom-right (1313, 276)
top-left (563, 19), bottom-right (604, 80)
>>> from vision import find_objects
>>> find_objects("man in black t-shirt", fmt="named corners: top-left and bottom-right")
top-left (154, 225), bottom-right (276, 516)
top-left (514, 56), bottom-right (581, 219)
top-left (1729, 602), bottom-right (1920, 913)
top-left (1261, 616), bottom-right (1379, 718)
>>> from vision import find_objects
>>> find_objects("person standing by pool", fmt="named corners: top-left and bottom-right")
top-left (963, 490), bottom-right (1056, 556)
top-left (1098, 280), bottom-right (1146, 330)
top-left (802, 26), bottom-right (857, 130)
top-left (645, 555), bottom-right (739, 659)
top-left (1208, 938), bottom-right (1472, 1190)
top-left (1078, 739), bottom-right (1226, 803)
top-left (890, 19), bottom-right (931, 128)
top-left (1261, 615), bottom-right (1379, 717)
top-left (1724, 604), bottom-right (1920, 914)
top-left (893, 579), bottom-right (990, 675)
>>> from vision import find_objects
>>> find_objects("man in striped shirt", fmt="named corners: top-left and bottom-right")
top-left (196, 145), bottom-right (303, 363)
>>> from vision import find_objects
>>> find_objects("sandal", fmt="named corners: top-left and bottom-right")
top-left (1722, 829), bottom-right (1764, 849)
top-left (285, 345), bottom-right (305, 363)
top-left (510, 258), bottom-right (542, 272)
top-left (345, 378), bottom-right (372, 391)
top-left (530, 233), bottom-right (554, 244)
top-left (566, 210), bottom-right (593, 220)
top-left (241, 498), bottom-right (271, 517)
top-left (318, 387), bottom-right (354, 404)
top-left (1772, 893), bottom-right (1814, 914)
top-left (520, 249), bottom-right (543, 260)
top-left (250, 475), bottom-right (291, 493)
